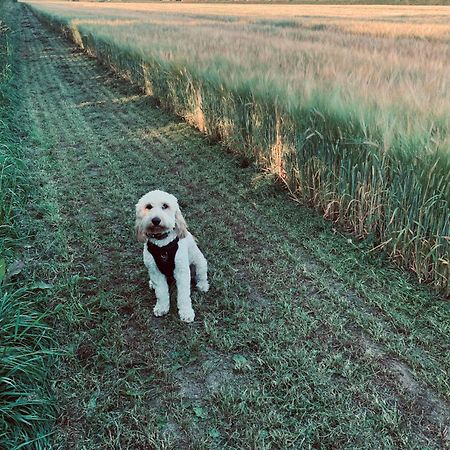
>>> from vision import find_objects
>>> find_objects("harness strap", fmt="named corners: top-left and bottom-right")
top-left (147, 237), bottom-right (179, 278)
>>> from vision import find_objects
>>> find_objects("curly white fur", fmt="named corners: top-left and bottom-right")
top-left (135, 190), bottom-right (209, 323)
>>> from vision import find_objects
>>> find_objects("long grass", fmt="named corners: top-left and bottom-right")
top-left (27, 2), bottom-right (450, 295)
top-left (0, 2), bottom-right (55, 447)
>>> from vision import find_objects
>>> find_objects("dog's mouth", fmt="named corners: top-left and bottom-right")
top-left (146, 226), bottom-right (172, 239)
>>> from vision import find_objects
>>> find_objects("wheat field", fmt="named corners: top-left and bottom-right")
top-left (27, 1), bottom-right (450, 294)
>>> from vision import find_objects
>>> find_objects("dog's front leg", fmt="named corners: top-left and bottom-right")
top-left (150, 270), bottom-right (170, 317)
top-left (174, 263), bottom-right (194, 323)
top-left (193, 248), bottom-right (209, 293)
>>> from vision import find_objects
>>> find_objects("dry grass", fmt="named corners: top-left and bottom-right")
top-left (26, 1), bottom-right (450, 294)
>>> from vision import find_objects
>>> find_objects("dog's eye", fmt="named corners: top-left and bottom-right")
top-left (145, 204), bottom-right (153, 210)
top-left (162, 203), bottom-right (169, 210)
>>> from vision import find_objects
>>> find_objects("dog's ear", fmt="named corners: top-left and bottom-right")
top-left (135, 221), bottom-right (147, 243)
top-left (135, 213), bottom-right (147, 243)
top-left (175, 207), bottom-right (188, 239)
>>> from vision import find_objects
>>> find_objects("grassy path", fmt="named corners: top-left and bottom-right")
top-left (17, 4), bottom-right (450, 449)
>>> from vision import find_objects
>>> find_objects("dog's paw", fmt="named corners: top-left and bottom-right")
top-left (179, 307), bottom-right (195, 323)
top-left (153, 304), bottom-right (169, 317)
top-left (196, 280), bottom-right (209, 293)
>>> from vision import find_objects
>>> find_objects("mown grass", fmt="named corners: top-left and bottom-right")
top-left (0, 2), bottom-right (55, 448)
top-left (14, 4), bottom-right (450, 448)
top-left (26, 1), bottom-right (450, 295)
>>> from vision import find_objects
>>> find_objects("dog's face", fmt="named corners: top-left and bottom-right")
top-left (135, 190), bottom-right (188, 242)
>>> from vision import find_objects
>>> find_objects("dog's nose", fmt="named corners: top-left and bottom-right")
top-left (152, 217), bottom-right (161, 226)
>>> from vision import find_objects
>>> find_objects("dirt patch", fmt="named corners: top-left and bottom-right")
top-left (359, 331), bottom-right (450, 445)
top-left (76, 341), bottom-right (97, 363)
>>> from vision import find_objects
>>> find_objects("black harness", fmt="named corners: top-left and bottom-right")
top-left (147, 237), bottom-right (179, 278)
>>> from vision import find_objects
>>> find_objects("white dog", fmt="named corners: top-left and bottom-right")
top-left (135, 190), bottom-right (209, 323)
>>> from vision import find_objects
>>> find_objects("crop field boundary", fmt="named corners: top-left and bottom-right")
top-left (26, 2), bottom-right (450, 296)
